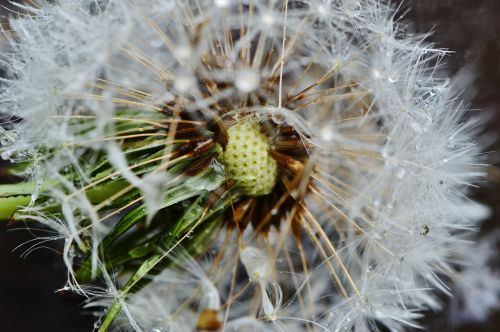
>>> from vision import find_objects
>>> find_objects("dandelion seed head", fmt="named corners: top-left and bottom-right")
top-left (0, 0), bottom-right (488, 331)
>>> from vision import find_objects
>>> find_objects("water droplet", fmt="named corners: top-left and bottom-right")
top-left (320, 125), bottom-right (334, 141)
top-left (261, 13), bottom-right (276, 26)
top-left (397, 166), bottom-right (406, 179)
top-left (382, 144), bottom-right (399, 168)
top-left (271, 111), bottom-right (286, 125)
top-left (387, 76), bottom-right (398, 83)
top-left (372, 68), bottom-right (382, 79)
top-left (12, 61), bottom-right (24, 71)
top-left (1, 151), bottom-right (11, 160)
top-left (374, 230), bottom-right (386, 240)
top-left (174, 74), bottom-right (195, 93)
top-left (235, 68), bottom-right (260, 93)
top-left (174, 44), bottom-right (192, 62)
top-left (447, 138), bottom-right (456, 149)
top-left (316, 4), bottom-right (329, 18)
top-left (409, 120), bottom-right (423, 133)
top-left (215, 0), bottom-right (230, 8)
top-left (347, 1), bottom-right (361, 16)
top-left (93, 320), bottom-right (101, 329)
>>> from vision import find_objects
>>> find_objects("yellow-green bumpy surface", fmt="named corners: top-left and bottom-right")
top-left (224, 119), bottom-right (278, 196)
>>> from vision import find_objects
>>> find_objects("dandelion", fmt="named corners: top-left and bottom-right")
top-left (0, 0), bottom-right (488, 331)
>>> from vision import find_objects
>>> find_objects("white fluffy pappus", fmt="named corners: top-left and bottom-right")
top-left (0, 0), bottom-right (490, 331)
top-left (449, 231), bottom-right (500, 326)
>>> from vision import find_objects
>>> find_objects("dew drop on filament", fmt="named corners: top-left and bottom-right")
top-left (215, 0), bottom-right (230, 8)
top-left (387, 75), bottom-right (398, 83)
top-left (397, 166), bottom-right (406, 179)
top-left (235, 68), bottom-right (260, 93)
top-left (271, 111), bottom-right (286, 125)
top-left (1, 151), bottom-right (11, 160)
top-left (93, 320), bottom-right (102, 330)
top-left (347, 1), bottom-right (361, 16)
top-left (320, 125), bottom-right (334, 142)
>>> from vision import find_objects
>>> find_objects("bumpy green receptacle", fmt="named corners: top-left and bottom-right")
top-left (224, 119), bottom-right (277, 196)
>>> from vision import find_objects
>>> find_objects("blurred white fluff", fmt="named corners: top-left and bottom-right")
top-left (0, 0), bottom-right (490, 331)
top-left (113, 251), bottom-right (219, 331)
top-left (449, 232), bottom-right (500, 325)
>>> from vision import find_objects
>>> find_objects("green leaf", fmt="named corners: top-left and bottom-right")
top-left (97, 190), bottom-right (230, 331)
top-left (76, 162), bottom-right (226, 281)
top-left (0, 181), bottom-right (44, 220)
top-left (0, 195), bottom-right (32, 220)
top-left (98, 253), bottom-right (164, 332)
top-left (119, 162), bottom-right (224, 241)
top-left (85, 180), bottom-right (130, 204)
top-left (0, 181), bottom-right (38, 197)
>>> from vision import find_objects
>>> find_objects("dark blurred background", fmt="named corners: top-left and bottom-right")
top-left (1, 1), bottom-right (499, 331)
top-left (407, 1), bottom-right (500, 331)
